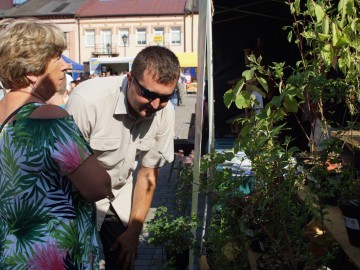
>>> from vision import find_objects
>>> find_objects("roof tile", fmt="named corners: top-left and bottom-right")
top-left (77, 0), bottom-right (187, 17)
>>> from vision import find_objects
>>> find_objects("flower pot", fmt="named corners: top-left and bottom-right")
top-left (256, 254), bottom-right (306, 270)
top-left (318, 192), bottom-right (340, 206)
top-left (165, 248), bottom-right (189, 270)
top-left (339, 199), bottom-right (360, 247)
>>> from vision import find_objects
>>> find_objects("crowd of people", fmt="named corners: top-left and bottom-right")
top-left (0, 18), bottom-right (181, 270)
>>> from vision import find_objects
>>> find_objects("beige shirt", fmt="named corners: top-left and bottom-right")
top-left (65, 76), bottom-right (175, 229)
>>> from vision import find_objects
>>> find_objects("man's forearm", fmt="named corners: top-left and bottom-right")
top-left (128, 166), bottom-right (158, 234)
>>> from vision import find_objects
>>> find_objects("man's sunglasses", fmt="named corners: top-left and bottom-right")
top-left (132, 75), bottom-right (174, 102)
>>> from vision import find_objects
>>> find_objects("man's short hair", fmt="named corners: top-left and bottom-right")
top-left (131, 46), bottom-right (180, 85)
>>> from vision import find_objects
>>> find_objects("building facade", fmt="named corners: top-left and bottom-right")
top-left (3, 0), bottom-right (199, 75)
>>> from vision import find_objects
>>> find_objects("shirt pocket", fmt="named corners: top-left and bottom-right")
top-left (137, 138), bottom-right (153, 152)
top-left (89, 138), bottom-right (123, 168)
top-left (90, 137), bottom-right (121, 151)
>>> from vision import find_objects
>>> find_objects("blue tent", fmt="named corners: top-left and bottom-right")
top-left (62, 55), bottom-right (84, 80)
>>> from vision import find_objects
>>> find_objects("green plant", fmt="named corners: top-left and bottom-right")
top-left (174, 150), bottom-right (195, 215)
top-left (200, 152), bottom-right (251, 269)
top-left (201, 0), bottom-right (360, 268)
top-left (304, 137), bottom-right (346, 205)
top-left (146, 206), bottom-right (200, 268)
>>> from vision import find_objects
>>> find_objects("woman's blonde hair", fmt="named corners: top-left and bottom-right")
top-left (0, 18), bottom-right (67, 89)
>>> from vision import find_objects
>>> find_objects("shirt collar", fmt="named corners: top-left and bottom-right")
top-left (114, 76), bottom-right (131, 116)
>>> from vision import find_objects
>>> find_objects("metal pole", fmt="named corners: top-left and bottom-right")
top-left (189, 0), bottom-right (210, 269)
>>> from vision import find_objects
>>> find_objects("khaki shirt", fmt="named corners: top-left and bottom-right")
top-left (65, 76), bottom-right (175, 229)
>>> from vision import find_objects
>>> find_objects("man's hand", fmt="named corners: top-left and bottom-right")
top-left (110, 166), bottom-right (158, 269)
top-left (110, 227), bottom-right (140, 270)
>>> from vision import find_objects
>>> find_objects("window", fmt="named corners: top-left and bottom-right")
top-left (153, 27), bottom-right (164, 46)
top-left (170, 27), bottom-right (181, 45)
top-left (119, 29), bottom-right (129, 46)
top-left (64, 32), bottom-right (70, 48)
top-left (136, 28), bottom-right (147, 46)
top-left (85, 29), bottom-right (95, 47)
top-left (101, 29), bottom-right (112, 53)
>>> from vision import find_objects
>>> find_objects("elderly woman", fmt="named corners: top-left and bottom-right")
top-left (0, 19), bottom-right (111, 269)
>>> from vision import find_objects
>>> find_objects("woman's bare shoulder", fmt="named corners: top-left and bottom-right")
top-left (30, 104), bottom-right (69, 119)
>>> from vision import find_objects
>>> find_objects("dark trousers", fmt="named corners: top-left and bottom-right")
top-left (99, 207), bottom-right (127, 270)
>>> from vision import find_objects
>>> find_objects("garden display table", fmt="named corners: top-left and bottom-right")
top-left (331, 130), bottom-right (360, 149)
top-left (298, 187), bottom-right (360, 269)
top-left (322, 205), bottom-right (360, 268)
top-left (247, 249), bottom-right (260, 270)
top-left (331, 130), bottom-right (360, 169)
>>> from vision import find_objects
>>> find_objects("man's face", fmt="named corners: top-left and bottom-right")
top-left (127, 69), bottom-right (177, 118)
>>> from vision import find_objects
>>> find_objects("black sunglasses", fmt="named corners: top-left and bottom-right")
top-left (132, 75), bottom-right (174, 102)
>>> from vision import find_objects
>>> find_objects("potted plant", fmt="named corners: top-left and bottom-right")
top-left (338, 169), bottom-right (360, 247)
top-left (146, 206), bottom-right (200, 270)
top-left (303, 137), bottom-right (345, 206)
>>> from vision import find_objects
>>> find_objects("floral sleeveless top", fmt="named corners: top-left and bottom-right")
top-left (0, 103), bottom-right (99, 270)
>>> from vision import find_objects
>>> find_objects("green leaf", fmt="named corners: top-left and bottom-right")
top-left (242, 69), bottom-right (254, 81)
top-left (306, 0), bottom-right (316, 16)
top-left (318, 33), bottom-right (330, 41)
top-left (233, 78), bottom-right (245, 94)
top-left (332, 22), bottom-right (340, 46)
top-left (294, 0), bottom-right (301, 15)
top-left (270, 96), bottom-right (282, 108)
top-left (321, 43), bottom-right (333, 66)
top-left (336, 35), bottom-right (349, 46)
top-left (351, 18), bottom-right (358, 32)
top-left (287, 30), bottom-right (293, 43)
top-left (322, 16), bottom-right (329, 35)
top-left (248, 84), bottom-right (266, 98)
top-left (338, 0), bottom-right (349, 28)
top-left (301, 30), bottom-right (315, 39)
top-left (256, 75), bottom-right (268, 92)
top-left (284, 96), bottom-right (299, 113)
top-left (314, 3), bottom-right (325, 23)
top-left (234, 92), bottom-right (252, 109)
top-left (346, 0), bottom-right (355, 16)
top-left (224, 89), bottom-right (234, 108)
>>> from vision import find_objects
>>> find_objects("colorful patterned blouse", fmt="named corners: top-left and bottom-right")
top-left (0, 103), bottom-right (99, 269)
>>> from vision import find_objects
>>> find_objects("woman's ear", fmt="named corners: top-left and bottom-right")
top-left (26, 74), bottom-right (38, 85)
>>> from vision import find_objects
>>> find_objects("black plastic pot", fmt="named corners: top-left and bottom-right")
top-left (256, 254), bottom-right (306, 270)
top-left (318, 192), bottom-right (340, 206)
top-left (165, 248), bottom-right (189, 270)
top-left (339, 199), bottom-right (360, 247)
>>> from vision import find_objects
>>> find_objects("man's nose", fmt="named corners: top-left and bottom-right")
top-left (150, 98), bottom-right (160, 109)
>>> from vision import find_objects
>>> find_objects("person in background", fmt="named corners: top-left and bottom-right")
top-left (0, 18), bottom-right (111, 269)
top-left (66, 46), bottom-right (180, 270)
top-left (65, 73), bottom-right (73, 92)
top-left (177, 71), bottom-right (187, 106)
top-left (169, 86), bottom-right (179, 109)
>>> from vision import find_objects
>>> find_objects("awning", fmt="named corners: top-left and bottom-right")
top-left (175, 52), bottom-right (198, 67)
top-left (62, 55), bottom-right (84, 73)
